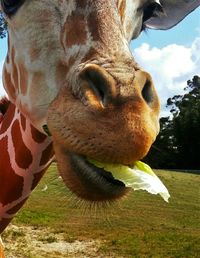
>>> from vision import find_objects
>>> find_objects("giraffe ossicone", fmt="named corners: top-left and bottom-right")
top-left (0, 0), bottom-right (199, 249)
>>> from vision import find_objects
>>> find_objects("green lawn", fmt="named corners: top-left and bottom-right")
top-left (4, 164), bottom-right (200, 257)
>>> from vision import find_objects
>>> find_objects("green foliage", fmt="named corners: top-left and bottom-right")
top-left (145, 116), bottom-right (177, 168)
top-left (0, 11), bottom-right (7, 38)
top-left (146, 75), bottom-right (200, 169)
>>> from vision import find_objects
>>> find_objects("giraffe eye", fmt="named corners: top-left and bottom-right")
top-left (143, 2), bottom-right (163, 23)
top-left (1, 0), bottom-right (24, 16)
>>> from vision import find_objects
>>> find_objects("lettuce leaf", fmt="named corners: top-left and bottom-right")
top-left (88, 159), bottom-right (170, 202)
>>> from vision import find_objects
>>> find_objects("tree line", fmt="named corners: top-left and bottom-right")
top-left (145, 75), bottom-right (200, 169)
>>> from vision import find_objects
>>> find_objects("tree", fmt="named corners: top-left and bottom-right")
top-left (0, 12), bottom-right (7, 39)
top-left (145, 75), bottom-right (200, 169)
top-left (144, 116), bottom-right (177, 168)
top-left (171, 75), bottom-right (200, 169)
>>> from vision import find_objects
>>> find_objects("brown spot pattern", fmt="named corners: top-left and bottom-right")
top-left (20, 113), bottom-right (26, 132)
top-left (63, 13), bottom-right (87, 47)
top-left (12, 120), bottom-right (33, 169)
top-left (0, 136), bottom-right (24, 206)
top-left (31, 168), bottom-right (47, 191)
top-left (5, 36), bottom-right (10, 64)
top-left (3, 69), bottom-right (16, 102)
top-left (88, 11), bottom-right (100, 41)
top-left (11, 48), bottom-right (19, 91)
top-left (0, 97), bottom-right (10, 116)
top-left (0, 103), bottom-right (16, 134)
top-left (30, 124), bottom-right (47, 143)
top-left (18, 63), bottom-right (28, 95)
top-left (7, 198), bottom-right (28, 215)
top-left (119, 0), bottom-right (126, 23)
top-left (6, 54), bottom-right (10, 64)
top-left (40, 142), bottom-right (54, 166)
top-left (0, 218), bottom-right (12, 234)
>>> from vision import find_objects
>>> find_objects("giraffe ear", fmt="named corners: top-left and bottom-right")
top-left (145, 0), bottom-right (200, 30)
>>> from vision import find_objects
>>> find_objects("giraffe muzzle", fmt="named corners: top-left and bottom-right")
top-left (47, 60), bottom-right (160, 202)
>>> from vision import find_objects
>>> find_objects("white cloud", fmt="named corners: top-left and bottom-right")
top-left (133, 37), bottom-right (200, 116)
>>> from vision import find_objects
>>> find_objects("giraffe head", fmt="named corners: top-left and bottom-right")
top-left (1, 0), bottom-right (199, 201)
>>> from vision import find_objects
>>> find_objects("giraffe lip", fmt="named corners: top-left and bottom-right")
top-left (67, 153), bottom-right (128, 201)
top-left (53, 140), bottom-right (129, 201)
top-left (70, 153), bottom-right (125, 188)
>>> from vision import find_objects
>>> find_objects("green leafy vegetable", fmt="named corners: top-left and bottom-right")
top-left (88, 159), bottom-right (170, 202)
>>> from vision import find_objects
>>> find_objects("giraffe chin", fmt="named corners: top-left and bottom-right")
top-left (53, 142), bottom-right (129, 202)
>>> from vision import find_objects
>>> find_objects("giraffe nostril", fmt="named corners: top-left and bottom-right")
top-left (84, 69), bottom-right (106, 104)
top-left (80, 64), bottom-right (116, 107)
top-left (133, 70), bottom-right (159, 109)
top-left (142, 79), bottom-right (154, 105)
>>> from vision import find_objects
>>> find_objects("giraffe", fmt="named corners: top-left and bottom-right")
top-left (0, 0), bottom-right (199, 256)
top-left (0, 98), bottom-right (54, 233)
top-left (0, 97), bottom-right (54, 255)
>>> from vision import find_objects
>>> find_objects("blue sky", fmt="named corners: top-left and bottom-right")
top-left (0, 7), bottom-right (200, 116)
top-left (0, 36), bottom-right (6, 61)
top-left (131, 7), bottom-right (200, 116)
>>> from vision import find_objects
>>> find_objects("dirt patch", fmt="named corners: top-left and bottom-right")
top-left (2, 224), bottom-right (106, 258)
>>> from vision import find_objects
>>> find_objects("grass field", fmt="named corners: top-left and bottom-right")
top-left (2, 163), bottom-right (200, 257)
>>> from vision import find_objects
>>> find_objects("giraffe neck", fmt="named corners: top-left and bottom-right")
top-left (0, 102), bottom-right (54, 233)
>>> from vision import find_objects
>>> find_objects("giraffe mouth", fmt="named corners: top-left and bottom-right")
top-left (70, 153), bottom-right (126, 188)
top-left (53, 142), bottom-right (129, 201)
top-left (67, 153), bottom-right (129, 201)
